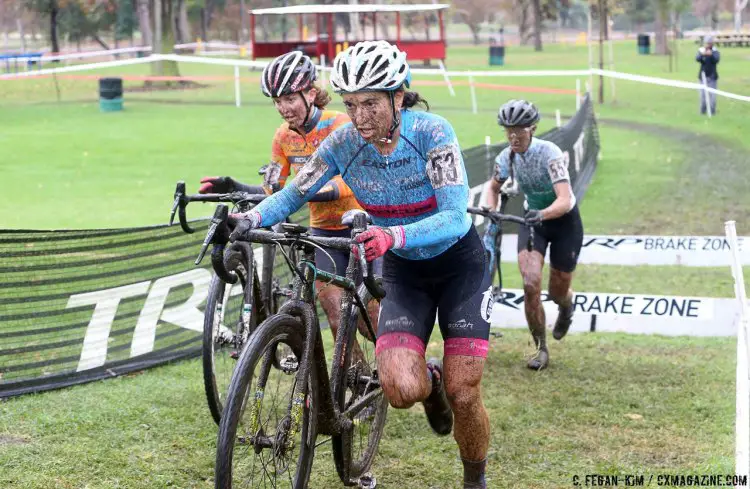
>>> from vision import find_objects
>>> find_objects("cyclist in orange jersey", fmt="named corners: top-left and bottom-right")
top-left (199, 51), bottom-right (380, 348)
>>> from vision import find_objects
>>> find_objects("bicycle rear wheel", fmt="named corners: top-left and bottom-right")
top-left (331, 288), bottom-right (388, 485)
top-left (215, 314), bottom-right (318, 489)
top-left (203, 250), bottom-right (259, 426)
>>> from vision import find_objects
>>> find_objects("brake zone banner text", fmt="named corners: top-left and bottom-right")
top-left (490, 289), bottom-right (740, 337)
top-left (495, 233), bottom-right (750, 267)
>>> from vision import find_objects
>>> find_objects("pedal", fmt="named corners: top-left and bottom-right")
top-left (357, 472), bottom-right (377, 489)
top-left (273, 286), bottom-right (294, 298)
top-left (279, 354), bottom-right (299, 374)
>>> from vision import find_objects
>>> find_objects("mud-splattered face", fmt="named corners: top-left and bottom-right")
top-left (504, 124), bottom-right (536, 153)
top-left (272, 89), bottom-right (316, 130)
top-left (341, 91), bottom-right (404, 143)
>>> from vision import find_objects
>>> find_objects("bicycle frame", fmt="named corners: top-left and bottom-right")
top-left (468, 203), bottom-right (535, 296)
top-left (495, 193), bottom-right (510, 291)
top-left (234, 224), bottom-right (383, 438)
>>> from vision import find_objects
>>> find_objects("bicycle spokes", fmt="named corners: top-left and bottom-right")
top-left (231, 340), bottom-right (309, 489)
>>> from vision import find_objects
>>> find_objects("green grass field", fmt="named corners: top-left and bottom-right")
top-left (1, 38), bottom-right (749, 488)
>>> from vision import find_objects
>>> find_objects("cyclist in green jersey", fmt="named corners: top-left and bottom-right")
top-left (485, 100), bottom-right (584, 370)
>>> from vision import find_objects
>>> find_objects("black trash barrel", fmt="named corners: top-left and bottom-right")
top-left (99, 77), bottom-right (123, 112)
top-left (489, 45), bottom-right (505, 66)
top-left (637, 34), bottom-right (650, 55)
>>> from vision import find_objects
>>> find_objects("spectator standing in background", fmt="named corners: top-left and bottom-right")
top-left (696, 35), bottom-right (720, 115)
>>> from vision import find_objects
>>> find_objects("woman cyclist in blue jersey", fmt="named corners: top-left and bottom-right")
top-left (230, 40), bottom-right (492, 489)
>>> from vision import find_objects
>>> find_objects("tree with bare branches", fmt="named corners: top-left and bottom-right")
top-left (24, 0), bottom-right (61, 53)
top-left (453, 0), bottom-right (489, 45)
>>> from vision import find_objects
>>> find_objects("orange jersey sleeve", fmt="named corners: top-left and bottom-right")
top-left (330, 112), bottom-right (351, 131)
top-left (263, 125), bottom-right (292, 194)
top-left (330, 178), bottom-right (354, 199)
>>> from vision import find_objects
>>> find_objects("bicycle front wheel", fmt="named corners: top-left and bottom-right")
top-left (215, 314), bottom-right (318, 489)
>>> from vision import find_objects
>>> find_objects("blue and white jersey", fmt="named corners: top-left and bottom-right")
top-left (250, 109), bottom-right (471, 260)
top-left (494, 137), bottom-right (572, 211)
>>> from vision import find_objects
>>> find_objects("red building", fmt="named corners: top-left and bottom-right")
top-left (249, 3), bottom-right (449, 64)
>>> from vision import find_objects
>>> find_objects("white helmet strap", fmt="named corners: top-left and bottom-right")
top-left (379, 91), bottom-right (401, 144)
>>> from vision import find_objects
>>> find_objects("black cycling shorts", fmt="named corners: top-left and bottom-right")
top-left (375, 225), bottom-right (492, 359)
top-left (518, 205), bottom-right (584, 273)
top-left (310, 227), bottom-right (383, 281)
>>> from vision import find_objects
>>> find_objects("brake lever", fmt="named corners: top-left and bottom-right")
top-left (358, 242), bottom-right (368, 277)
top-left (170, 181), bottom-right (195, 234)
top-left (169, 181), bottom-right (185, 227)
top-left (195, 204), bottom-right (229, 265)
top-left (195, 223), bottom-right (217, 265)
top-left (169, 195), bottom-right (180, 226)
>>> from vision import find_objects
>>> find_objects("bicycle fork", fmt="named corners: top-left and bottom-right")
top-left (243, 300), bottom-right (318, 454)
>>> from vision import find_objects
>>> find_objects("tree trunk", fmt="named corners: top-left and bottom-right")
top-left (239, 0), bottom-right (246, 44)
top-left (152, 0), bottom-right (163, 75)
top-left (736, 0), bottom-right (749, 31)
top-left (654, 0), bottom-right (670, 55)
top-left (179, 0), bottom-right (191, 43)
top-left (710, 1), bottom-right (719, 30)
top-left (92, 33), bottom-right (111, 50)
top-left (518, 0), bottom-right (531, 46)
top-left (154, 0), bottom-right (162, 55)
top-left (17, 19), bottom-right (26, 52)
top-left (200, 8), bottom-right (208, 41)
top-left (459, 12), bottom-right (480, 45)
top-left (172, 0), bottom-right (186, 44)
top-left (155, 0), bottom-right (180, 76)
top-left (50, 0), bottom-right (60, 55)
top-left (202, 0), bottom-right (215, 40)
top-left (137, 0), bottom-right (152, 46)
top-left (470, 24), bottom-right (481, 44)
top-left (673, 11), bottom-right (680, 71)
top-left (531, 0), bottom-right (543, 51)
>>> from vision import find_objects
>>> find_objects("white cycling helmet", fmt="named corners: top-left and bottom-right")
top-left (330, 40), bottom-right (411, 94)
